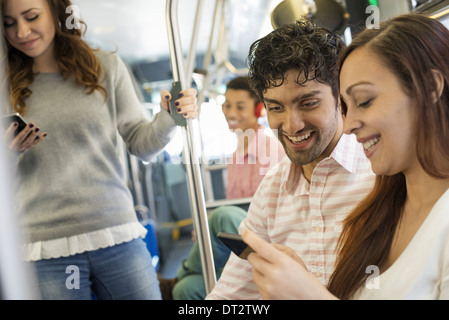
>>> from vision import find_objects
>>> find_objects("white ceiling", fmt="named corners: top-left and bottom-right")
top-left (72, 0), bottom-right (213, 62)
top-left (72, 0), bottom-right (279, 63)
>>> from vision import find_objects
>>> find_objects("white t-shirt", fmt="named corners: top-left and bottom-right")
top-left (353, 188), bottom-right (449, 300)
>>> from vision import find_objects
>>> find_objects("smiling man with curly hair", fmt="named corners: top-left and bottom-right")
top-left (206, 19), bottom-right (375, 300)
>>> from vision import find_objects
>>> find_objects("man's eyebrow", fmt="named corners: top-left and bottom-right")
top-left (223, 100), bottom-right (248, 105)
top-left (295, 90), bottom-right (322, 102)
top-left (263, 90), bottom-right (322, 105)
top-left (345, 81), bottom-right (374, 95)
top-left (263, 98), bottom-right (281, 105)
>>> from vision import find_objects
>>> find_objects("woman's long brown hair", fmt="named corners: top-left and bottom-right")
top-left (2, 0), bottom-right (107, 114)
top-left (328, 13), bottom-right (449, 299)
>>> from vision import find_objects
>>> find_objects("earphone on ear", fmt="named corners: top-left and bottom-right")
top-left (255, 102), bottom-right (264, 118)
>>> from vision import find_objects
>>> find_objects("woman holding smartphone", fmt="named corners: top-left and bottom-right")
top-left (242, 13), bottom-right (449, 300)
top-left (1, 0), bottom-right (198, 299)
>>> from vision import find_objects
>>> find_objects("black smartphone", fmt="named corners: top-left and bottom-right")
top-left (2, 113), bottom-right (28, 136)
top-left (2, 112), bottom-right (40, 139)
top-left (217, 232), bottom-right (254, 260)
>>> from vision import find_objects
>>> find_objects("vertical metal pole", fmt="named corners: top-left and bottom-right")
top-left (185, 0), bottom-right (205, 85)
top-left (197, 0), bottom-right (222, 109)
top-left (165, 0), bottom-right (217, 294)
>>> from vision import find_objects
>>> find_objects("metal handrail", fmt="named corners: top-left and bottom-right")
top-left (165, 0), bottom-right (217, 294)
top-left (206, 197), bottom-right (252, 209)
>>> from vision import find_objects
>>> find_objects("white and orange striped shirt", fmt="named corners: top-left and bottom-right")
top-left (206, 133), bottom-right (375, 300)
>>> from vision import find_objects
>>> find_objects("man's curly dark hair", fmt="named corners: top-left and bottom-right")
top-left (247, 19), bottom-right (346, 101)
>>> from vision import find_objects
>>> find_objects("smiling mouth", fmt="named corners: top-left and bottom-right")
top-left (20, 38), bottom-right (38, 47)
top-left (362, 137), bottom-right (380, 152)
top-left (284, 132), bottom-right (313, 144)
top-left (227, 120), bottom-right (239, 126)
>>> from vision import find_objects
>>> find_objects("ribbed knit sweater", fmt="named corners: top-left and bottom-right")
top-left (15, 50), bottom-right (176, 243)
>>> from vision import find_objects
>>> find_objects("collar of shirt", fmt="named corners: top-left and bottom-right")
top-left (285, 133), bottom-right (366, 195)
top-left (329, 133), bottom-right (364, 174)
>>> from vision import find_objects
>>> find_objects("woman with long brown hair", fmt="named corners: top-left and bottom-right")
top-left (242, 13), bottom-right (449, 299)
top-left (1, 0), bottom-right (198, 299)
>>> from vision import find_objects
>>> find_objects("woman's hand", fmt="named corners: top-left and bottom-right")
top-left (160, 88), bottom-right (198, 119)
top-left (270, 243), bottom-right (307, 269)
top-left (4, 122), bottom-right (47, 153)
top-left (242, 229), bottom-right (337, 300)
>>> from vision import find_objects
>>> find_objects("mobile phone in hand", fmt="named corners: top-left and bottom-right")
top-left (2, 113), bottom-right (28, 136)
top-left (217, 232), bottom-right (254, 260)
top-left (2, 112), bottom-right (40, 139)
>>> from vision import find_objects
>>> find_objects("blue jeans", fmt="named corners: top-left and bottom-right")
top-left (31, 238), bottom-right (161, 300)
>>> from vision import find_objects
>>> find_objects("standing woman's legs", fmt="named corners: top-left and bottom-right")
top-left (89, 238), bottom-right (161, 300)
top-left (32, 238), bottom-right (161, 300)
top-left (32, 254), bottom-right (93, 300)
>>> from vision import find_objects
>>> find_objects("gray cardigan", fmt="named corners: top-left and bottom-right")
top-left (15, 50), bottom-right (176, 243)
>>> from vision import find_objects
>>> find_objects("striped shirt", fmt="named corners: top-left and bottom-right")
top-left (206, 133), bottom-right (375, 300)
